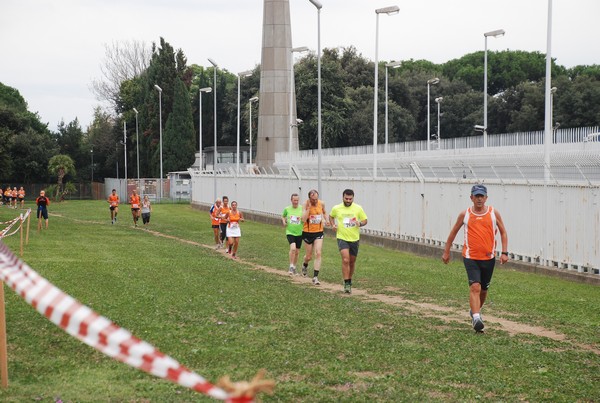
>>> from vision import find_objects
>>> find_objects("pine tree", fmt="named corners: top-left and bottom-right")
top-left (163, 77), bottom-right (195, 173)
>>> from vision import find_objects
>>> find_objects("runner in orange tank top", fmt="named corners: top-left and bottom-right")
top-left (129, 189), bottom-right (141, 227)
top-left (300, 189), bottom-right (328, 278)
top-left (210, 198), bottom-right (223, 249)
top-left (107, 189), bottom-right (120, 224)
top-left (224, 200), bottom-right (244, 258)
top-left (219, 196), bottom-right (231, 247)
top-left (18, 187), bottom-right (25, 209)
top-left (442, 184), bottom-right (508, 333)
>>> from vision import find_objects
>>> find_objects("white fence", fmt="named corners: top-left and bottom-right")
top-left (189, 173), bottom-right (599, 276)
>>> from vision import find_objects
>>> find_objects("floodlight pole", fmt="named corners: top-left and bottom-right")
top-left (208, 58), bottom-right (218, 201)
top-left (385, 61), bottom-right (402, 153)
top-left (373, 5), bottom-right (400, 179)
top-left (426, 78), bottom-right (439, 151)
top-left (484, 28), bottom-right (505, 148)
top-left (199, 87), bottom-right (212, 171)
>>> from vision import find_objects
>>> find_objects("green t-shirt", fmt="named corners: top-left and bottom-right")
top-left (330, 202), bottom-right (368, 242)
top-left (282, 205), bottom-right (303, 236)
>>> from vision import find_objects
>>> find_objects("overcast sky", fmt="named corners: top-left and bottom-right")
top-left (1, 0), bottom-right (598, 132)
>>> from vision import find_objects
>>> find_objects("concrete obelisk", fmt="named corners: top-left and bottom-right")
top-left (256, 0), bottom-right (298, 168)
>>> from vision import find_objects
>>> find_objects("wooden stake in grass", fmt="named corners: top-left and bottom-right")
top-left (0, 282), bottom-right (8, 389)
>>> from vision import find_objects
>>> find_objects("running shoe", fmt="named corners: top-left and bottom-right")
top-left (344, 283), bottom-right (351, 294)
top-left (301, 265), bottom-right (308, 277)
top-left (288, 266), bottom-right (296, 275)
top-left (472, 317), bottom-right (485, 333)
top-left (312, 277), bottom-right (320, 285)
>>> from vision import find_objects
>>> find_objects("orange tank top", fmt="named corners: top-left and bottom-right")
top-left (130, 195), bottom-right (140, 208)
top-left (210, 205), bottom-right (221, 225)
top-left (108, 195), bottom-right (119, 206)
top-left (220, 205), bottom-right (231, 224)
top-left (228, 210), bottom-right (241, 224)
top-left (462, 206), bottom-right (497, 260)
top-left (303, 200), bottom-right (324, 233)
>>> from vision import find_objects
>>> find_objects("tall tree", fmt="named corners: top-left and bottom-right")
top-left (48, 154), bottom-right (76, 197)
top-left (91, 40), bottom-right (151, 109)
top-left (163, 78), bottom-right (196, 172)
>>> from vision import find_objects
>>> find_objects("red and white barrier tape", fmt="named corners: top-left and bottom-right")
top-left (0, 241), bottom-right (244, 401)
top-left (0, 209), bottom-right (31, 239)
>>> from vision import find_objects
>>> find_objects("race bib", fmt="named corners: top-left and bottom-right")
top-left (111, 202), bottom-right (117, 207)
top-left (132, 204), bottom-right (139, 209)
top-left (309, 214), bottom-right (322, 224)
top-left (229, 222), bottom-right (239, 229)
top-left (343, 217), bottom-right (359, 228)
top-left (290, 215), bottom-right (301, 225)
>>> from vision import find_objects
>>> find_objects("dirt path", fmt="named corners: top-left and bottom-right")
top-left (45, 214), bottom-right (599, 355)
top-left (135, 227), bottom-right (599, 356)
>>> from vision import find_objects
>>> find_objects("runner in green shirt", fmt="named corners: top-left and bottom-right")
top-left (329, 189), bottom-right (368, 294)
top-left (282, 193), bottom-right (303, 276)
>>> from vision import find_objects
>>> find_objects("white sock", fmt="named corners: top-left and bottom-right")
top-left (473, 313), bottom-right (481, 320)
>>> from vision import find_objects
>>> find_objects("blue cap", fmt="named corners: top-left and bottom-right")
top-left (471, 184), bottom-right (487, 196)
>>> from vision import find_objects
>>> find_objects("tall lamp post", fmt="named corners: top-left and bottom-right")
top-left (123, 121), bottom-right (128, 184)
top-left (133, 108), bottom-right (140, 190)
top-left (289, 46), bottom-right (309, 172)
top-left (434, 96), bottom-right (443, 149)
top-left (308, 0), bottom-right (322, 195)
top-left (248, 96), bottom-right (259, 166)
top-left (208, 58), bottom-right (218, 201)
top-left (90, 147), bottom-right (94, 197)
top-left (385, 60), bottom-right (402, 152)
top-left (237, 70), bottom-right (253, 175)
top-left (373, 5), bottom-right (400, 178)
top-left (199, 87), bottom-right (212, 171)
top-left (153, 84), bottom-right (163, 201)
top-left (483, 28), bottom-right (505, 148)
top-left (426, 78), bottom-right (440, 151)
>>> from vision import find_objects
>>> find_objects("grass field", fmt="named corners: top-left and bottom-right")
top-left (0, 200), bottom-right (598, 402)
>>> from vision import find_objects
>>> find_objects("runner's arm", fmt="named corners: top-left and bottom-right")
top-left (442, 211), bottom-right (466, 264)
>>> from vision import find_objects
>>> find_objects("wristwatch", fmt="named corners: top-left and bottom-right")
top-left (501, 251), bottom-right (509, 256)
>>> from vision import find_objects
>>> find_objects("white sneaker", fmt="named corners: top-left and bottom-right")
top-left (312, 277), bottom-right (320, 285)
top-left (288, 266), bottom-right (296, 275)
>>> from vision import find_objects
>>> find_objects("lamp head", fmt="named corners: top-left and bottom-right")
top-left (208, 58), bottom-right (218, 67)
top-left (239, 70), bottom-right (253, 77)
top-left (474, 125), bottom-right (486, 132)
top-left (309, 0), bottom-right (322, 10)
top-left (386, 60), bottom-right (402, 68)
top-left (154, 84), bottom-right (162, 92)
top-left (296, 119), bottom-right (303, 125)
top-left (376, 5), bottom-right (400, 15)
top-left (249, 96), bottom-right (259, 102)
top-left (427, 77), bottom-right (440, 85)
top-left (292, 46), bottom-right (309, 53)
top-left (550, 87), bottom-right (558, 94)
top-left (435, 97), bottom-right (443, 103)
top-left (200, 87), bottom-right (212, 93)
top-left (484, 29), bottom-right (505, 38)
top-left (133, 107), bottom-right (138, 114)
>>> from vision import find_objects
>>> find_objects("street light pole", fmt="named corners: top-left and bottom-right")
top-left (435, 97), bottom-right (443, 149)
top-left (123, 121), bottom-right (127, 184)
top-left (133, 108), bottom-right (140, 190)
top-left (426, 78), bottom-right (439, 151)
top-left (249, 97), bottom-right (258, 166)
top-left (208, 58), bottom-right (218, 201)
top-left (237, 70), bottom-right (253, 176)
top-left (90, 147), bottom-right (94, 197)
top-left (199, 87), bottom-right (212, 171)
top-left (483, 28), bottom-right (505, 148)
top-left (153, 84), bottom-right (163, 202)
top-left (373, 5), bottom-right (399, 179)
top-left (385, 61), bottom-right (402, 153)
top-left (289, 46), bottom-right (309, 173)
top-left (308, 0), bottom-right (322, 195)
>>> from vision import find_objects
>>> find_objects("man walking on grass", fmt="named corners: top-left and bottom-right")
top-left (282, 193), bottom-right (304, 279)
top-left (329, 189), bottom-right (368, 294)
top-left (442, 184), bottom-right (509, 333)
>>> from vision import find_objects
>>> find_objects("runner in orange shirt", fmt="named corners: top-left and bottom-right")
top-left (210, 198), bottom-right (223, 249)
top-left (129, 189), bottom-right (141, 227)
top-left (11, 187), bottom-right (18, 209)
top-left (107, 189), bottom-right (120, 224)
top-left (300, 189), bottom-right (328, 278)
top-left (4, 187), bottom-right (12, 208)
top-left (442, 184), bottom-right (509, 333)
top-left (219, 196), bottom-right (231, 250)
top-left (17, 187), bottom-right (25, 209)
top-left (225, 201), bottom-right (244, 259)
